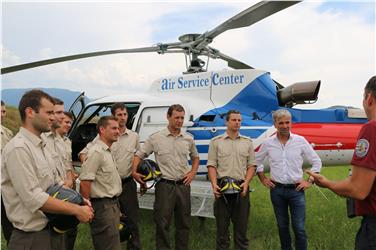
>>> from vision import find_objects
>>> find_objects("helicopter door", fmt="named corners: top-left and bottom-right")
top-left (136, 106), bottom-right (169, 142)
top-left (68, 92), bottom-right (86, 127)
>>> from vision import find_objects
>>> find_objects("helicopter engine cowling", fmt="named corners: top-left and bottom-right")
top-left (277, 80), bottom-right (321, 107)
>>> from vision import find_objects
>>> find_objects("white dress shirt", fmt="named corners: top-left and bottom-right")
top-left (256, 133), bottom-right (322, 184)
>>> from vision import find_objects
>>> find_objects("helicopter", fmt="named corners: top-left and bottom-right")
top-left (1, 1), bottom-right (369, 216)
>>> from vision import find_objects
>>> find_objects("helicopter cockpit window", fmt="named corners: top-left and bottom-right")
top-left (70, 102), bottom-right (140, 162)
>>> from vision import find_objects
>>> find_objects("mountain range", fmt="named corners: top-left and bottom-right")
top-left (1, 88), bottom-right (91, 109)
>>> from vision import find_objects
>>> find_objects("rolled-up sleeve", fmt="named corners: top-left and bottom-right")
top-left (207, 140), bottom-right (217, 168)
top-left (247, 142), bottom-right (256, 167)
top-left (135, 136), bottom-right (154, 159)
top-left (255, 143), bottom-right (269, 173)
top-left (302, 139), bottom-right (322, 173)
top-left (189, 139), bottom-right (199, 159)
top-left (6, 147), bottom-right (50, 213)
top-left (80, 150), bottom-right (101, 180)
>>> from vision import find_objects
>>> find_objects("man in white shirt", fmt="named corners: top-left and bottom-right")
top-left (256, 109), bottom-right (321, 250)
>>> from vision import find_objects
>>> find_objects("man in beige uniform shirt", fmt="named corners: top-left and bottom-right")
top-left (1, 100), bottom-right (14, 244)
top-left (42, 98), bottom-right (74, 188)
top-left (1, 90), bottom-right (93, 250)
top-left (110, 103), bottom-right (142, 250)
top-left (132, 104), bottom-right (200, 250)
top-left (80, 116), bottom-right (122, 250)
top-left (207, 110), bottom-right (256, 250)
top-left (79, 103), bottom-right (142, 249)
top-left (56, 111), bottom-right (78, 250)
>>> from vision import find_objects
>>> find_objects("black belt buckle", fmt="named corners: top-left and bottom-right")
top-left (160, 178), bottom-right (184, 185)
top-left (273, 181), bottom-right (297, 188)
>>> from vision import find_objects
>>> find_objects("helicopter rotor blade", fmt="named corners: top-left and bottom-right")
top-left (214, 51), bottom-right (254, 69)
top-left (1, 44), bottom-right (183, 75)
top-left (194, 1), bottom-right (300, 49)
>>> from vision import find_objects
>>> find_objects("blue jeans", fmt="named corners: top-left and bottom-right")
top-left (270, 186), bottom-right (307, 250)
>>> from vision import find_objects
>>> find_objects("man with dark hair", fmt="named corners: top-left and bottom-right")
top-left (132, 104), bottom-right (199, 250)
top-left (42, 98), bottom-right (74, 188)
top-left (1, 100), bottom-right (14, 244)
top-left (1, 89), bottom-right (93, 250)
top-left (308, 76), bottom-right (376, 249)
top-left (80, 115), bottom-right (122, 250)
top-left (79, 103), bottom-right (142, 249)
top-left (207, 110), bottom-right (256, 250)
top-left (110, 103), bottom-right (142, 250)
top-left (56, 111), bottom-right (78, 250)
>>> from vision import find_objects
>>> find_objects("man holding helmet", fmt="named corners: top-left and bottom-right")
top-left (132, 104), bottom-right (199, 250)
top-left (207, 109), bottom-right (257, 250)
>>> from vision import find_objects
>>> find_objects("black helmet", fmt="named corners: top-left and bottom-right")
top-left (119, 213), bottom-right (132, 242)
top-left (218, 177), bottom-right (242, 194)
top-left (138, 159), bottom-right (162, 182)
top-left (45, 184), bottom-right (84, 233)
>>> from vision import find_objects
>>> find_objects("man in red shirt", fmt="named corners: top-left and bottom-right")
top-left (308, 76), bottom-right (376, 249)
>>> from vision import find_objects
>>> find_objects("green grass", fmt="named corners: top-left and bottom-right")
top-left (1, 166), bottom-right (360, 249)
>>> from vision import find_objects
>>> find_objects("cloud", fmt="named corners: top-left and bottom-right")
top-left (1, 1), bottom-right (374, 110)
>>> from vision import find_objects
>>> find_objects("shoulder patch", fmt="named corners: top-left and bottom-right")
top-left (355, 138), bottom-right (369, 158)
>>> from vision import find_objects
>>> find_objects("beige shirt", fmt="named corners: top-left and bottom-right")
top-left (79, 139), bottom-right (122, 198)
top-left (62, 136), bottom-right (73, 169)
top-left (207, 132), bottom-right (256, 180)
top-left (1, 127), bottom-right (61, 231)
top-left (112, 130), bottom-right (140, 178)
top-left (136, 128), bottom-right (199, 181)
top-left (78, 134), bottom-right (99, 158)
top-left (1, 125), bottom-right (13, 151)
top-left (42, 132), bottom-right (70, 180)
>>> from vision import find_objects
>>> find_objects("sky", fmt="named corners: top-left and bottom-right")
top-left (1, 1), bottom-right (375, 109)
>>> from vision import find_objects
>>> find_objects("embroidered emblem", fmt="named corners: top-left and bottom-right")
top-left (355, 139), bottom-right (369, 158)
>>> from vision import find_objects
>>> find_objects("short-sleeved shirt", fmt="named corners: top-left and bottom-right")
top-left (1, 125), bottom-right (13, 151)
top-left (136, 128), bottom-right (199, 181)
top-left (1, 127), bottom-right (61, 231)
top-left (42, 132), bottom-right (69, 180)
top-left (62, 136), bottom-right (73, 169)
top-left (351, 120), bottom-right (376, 215)
top-left (79, 139), bottom-right (122, 199)
top-left (207, 132), bottom-right (256, 180)
top-left (112, 130), bottom-right (140, 179)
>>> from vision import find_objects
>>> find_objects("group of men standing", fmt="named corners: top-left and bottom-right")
top-left (1, 75), bottom-right (375, 250)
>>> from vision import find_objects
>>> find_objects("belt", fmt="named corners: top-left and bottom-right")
top-left (159, 178), bottom-right (185, 185)
top-left (90, 196), bottom-right (119, 203)
top-left (122, 176), bottom-right (133, 184)
top-left (272, 181), bottom-right (297, 188)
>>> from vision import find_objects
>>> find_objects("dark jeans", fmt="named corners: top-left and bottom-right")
top-left (1, 197), bottom-right (13, 245)
top-left (270, 186), bottom-right (307, 250)
top-left (355, 216), bottom-right (376, 250)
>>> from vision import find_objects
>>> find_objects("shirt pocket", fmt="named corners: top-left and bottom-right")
top-left (157, 149), bottom-right (170, 166)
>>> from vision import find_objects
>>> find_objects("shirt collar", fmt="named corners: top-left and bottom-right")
top-left (20, 127), bottom-right (44, 147)
top-left (97, 138), bottom-right (110, 151)
top-left (223, 132), bottom-right (241, 139)
top-left (162, 127), bottom-right (183, 137)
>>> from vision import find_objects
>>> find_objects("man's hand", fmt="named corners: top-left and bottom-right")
top-left (261, 177), bottom-right (275, 189)
top-left (139, 183), bottom-right (148, 196)
top-left (212, 183), bottom-right (221, 198)
top-left (295, 180), bottom-right (312, 191)
top-left (306, 170), bottom-right (329, 188)
top-left (64, 179), bottom-right (74, 189)
top-left (74, 205), bottom-right (94, 223)
top-left (83, 198), bottom-right (93, 208)
top-left (183, 170), bottom-right (196, 186)
top-left (240, 182), bottom-right (249, 197)
top-left (132, 171), bottom-right (145, 185)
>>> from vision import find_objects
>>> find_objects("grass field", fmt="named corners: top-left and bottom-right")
top-left (1, 166), bottom-right (360, 250)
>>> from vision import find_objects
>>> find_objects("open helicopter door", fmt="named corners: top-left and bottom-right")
top-left (68, 92), bottom-right (86, 135)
